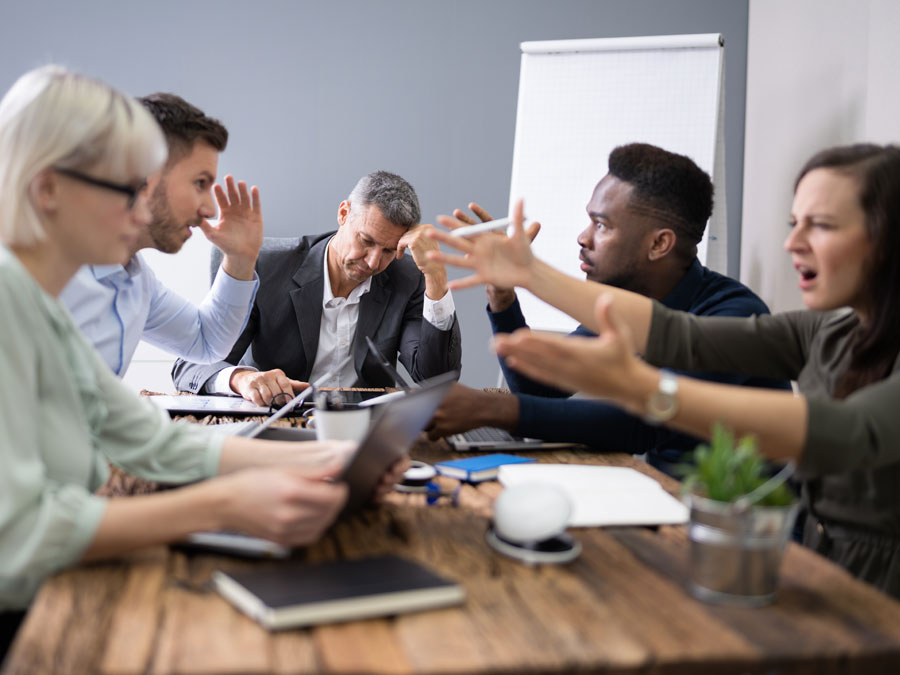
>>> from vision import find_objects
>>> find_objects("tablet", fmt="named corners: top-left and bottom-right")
top-left (339, 370), bottom-right (457, 516)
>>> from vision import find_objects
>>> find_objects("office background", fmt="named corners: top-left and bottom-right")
top-left (2, 1), bottom-right (895, 389)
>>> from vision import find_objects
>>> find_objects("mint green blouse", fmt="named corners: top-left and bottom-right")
top-left (0, 246), bottom-right (224, 610)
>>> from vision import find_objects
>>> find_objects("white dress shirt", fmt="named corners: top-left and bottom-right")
top-left (60, 253), bottom-right (258, 376)
top-left (210, 236), bottom-right (455, 392)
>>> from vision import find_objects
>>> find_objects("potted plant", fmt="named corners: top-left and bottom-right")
top-left (679, 423), bottom-right (799, 607)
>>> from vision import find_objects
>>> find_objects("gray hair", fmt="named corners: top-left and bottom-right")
top-left (347, 170), bottom-right (420, 229)
top-left (0, 65), bottom-right (167, 247)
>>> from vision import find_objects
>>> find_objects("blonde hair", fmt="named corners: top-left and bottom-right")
top-left (0, 65), bottom-right (167, 247)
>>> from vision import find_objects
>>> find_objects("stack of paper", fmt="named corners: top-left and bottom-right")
top-left (498, 464), bottom-right (688, 527)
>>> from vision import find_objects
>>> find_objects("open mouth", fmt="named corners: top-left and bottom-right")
top-left (795, 264), bottom-right (817, 287)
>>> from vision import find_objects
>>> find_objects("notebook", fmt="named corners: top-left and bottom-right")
top-left (435, 453), bottom-right (536, 482)
top-left (212, 554), bottom-right (464, 630)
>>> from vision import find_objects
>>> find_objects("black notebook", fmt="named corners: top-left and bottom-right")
top-left (212, 555), bottom-right (465, 630)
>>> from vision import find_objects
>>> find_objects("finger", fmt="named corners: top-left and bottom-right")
top-left (291, 379), bottom-right (309, 392)
top-left (452, 208), bottom-right (476, 225)
top-left (196, 219), bottom-right (214, 238)
top-left (250, 185), bottom-right (262, 213)
top-left (286, 460), bottom-right (348, 484)
top-left (225, 175), bottom-right (240, 203)
top-left (426, 250), bottom-right (475, 270)
top-left (427, 226), bottom-right (474, 253)
top-left (470, 202), bottom-right (493, 222)
top-left (274, 373), bottom-right (295, 397)
top-left (255, 380), bottom-right (275, 406)
top-left (396, 240), bottom-right (408, 259)
top-left (448, 273), bottom-right (488, 291)
top-left (435, 214), bottom-right (478, 238)
top-left (526, 221), bottom-right (541, 243)
top-left (237, 180), bottom-right (251, 207)
top-left (511, 199), bottom-right (525, 237)
top-left (213, 183), bottom-right (229, 211)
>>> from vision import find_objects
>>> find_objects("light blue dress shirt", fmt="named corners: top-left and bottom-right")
top-left (60, 252), bottom-right (258, 375)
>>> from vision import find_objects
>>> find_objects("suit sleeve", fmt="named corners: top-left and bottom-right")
top-left (172, 298), bottom-right (261, 393)
top-left (397, 273), bottom-right (462, 381)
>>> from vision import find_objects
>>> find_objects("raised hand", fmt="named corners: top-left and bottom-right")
top-left (397, 223), bottom-right (448, 300)
top-left (199, 175), bottom-right (263, 281)
top-left (427, 200), bottom-right (540, 293)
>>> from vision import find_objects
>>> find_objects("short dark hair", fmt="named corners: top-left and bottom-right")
top-left (138, 93), bottom-right (227, 163)
top-left (607, 143), bottom-right (713, 255)
top-left (347, 170), bottom-right (420, 229)
top-left (796, 143), bottom-right (900, 397)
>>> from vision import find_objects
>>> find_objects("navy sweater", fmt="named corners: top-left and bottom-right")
top-left (488, 259), bottom-right (790, 476)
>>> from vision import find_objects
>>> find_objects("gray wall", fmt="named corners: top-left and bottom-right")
top-left (0, 0), bottom-right (748, 388)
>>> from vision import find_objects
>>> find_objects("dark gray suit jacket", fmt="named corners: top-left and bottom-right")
top-left (172, 232), bottom-right (461, 393)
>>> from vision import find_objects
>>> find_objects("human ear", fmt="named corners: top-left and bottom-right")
top-left (647, 228), bottom-right (676, 261)
top-left (28, 168), bottom-right (59, 215)
top-left (337, 200), bottom-right (351, 227)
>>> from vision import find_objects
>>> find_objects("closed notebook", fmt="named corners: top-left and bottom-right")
top-left (435, 453), bottom-right (536, 482)
top-left (212, 555), bottom-right (464, 630)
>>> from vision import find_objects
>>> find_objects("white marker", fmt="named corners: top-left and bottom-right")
top-left (451, 217), bottom-right (512, 238)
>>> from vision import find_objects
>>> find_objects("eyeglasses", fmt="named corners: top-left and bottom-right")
top-left (53, 167), bottom-right (147, 210)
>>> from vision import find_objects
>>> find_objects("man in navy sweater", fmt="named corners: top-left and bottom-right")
top-left (427, 143), bottom-right (787, 475)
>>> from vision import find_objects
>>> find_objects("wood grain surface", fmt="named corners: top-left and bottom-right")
top-left (6, 436), bottom-right (900, 674)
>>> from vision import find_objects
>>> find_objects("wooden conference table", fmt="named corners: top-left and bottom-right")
top-left (6, 411), bottom-right (900, 674)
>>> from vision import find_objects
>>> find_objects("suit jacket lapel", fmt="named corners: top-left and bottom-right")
top-left (289, 237), bottom-right (329, 371)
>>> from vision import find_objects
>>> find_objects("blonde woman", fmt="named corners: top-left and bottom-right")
top-left (0, 66), bottom-right (380, 646)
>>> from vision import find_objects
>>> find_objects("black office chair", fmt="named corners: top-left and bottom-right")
top-left (208, 236), bottom-right (297, 284)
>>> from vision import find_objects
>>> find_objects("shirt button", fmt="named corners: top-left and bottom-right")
top-left (816, 522), bottom-right (825, 536)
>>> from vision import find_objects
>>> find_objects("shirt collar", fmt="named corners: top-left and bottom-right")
top-left (91, 255), bottom-right (142, 281)
top-left (661, 258), bottom-right (703, 312)
top-left (321, 236), bottom-right (372, 306)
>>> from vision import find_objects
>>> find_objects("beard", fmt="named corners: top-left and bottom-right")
top-left (587, 259), bottom-right (649, 296)
top-left (146, 177), bottom-right (201, 254)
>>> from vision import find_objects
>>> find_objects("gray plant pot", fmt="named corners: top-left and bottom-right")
top-left (685, 493), bottom-right (799, 607)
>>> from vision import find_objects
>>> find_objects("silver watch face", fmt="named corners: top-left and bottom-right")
top-left (647, 391), bottom-right (678, 421)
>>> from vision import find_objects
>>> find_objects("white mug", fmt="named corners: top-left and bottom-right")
top-left (312, 407), bottom-right (371, 442)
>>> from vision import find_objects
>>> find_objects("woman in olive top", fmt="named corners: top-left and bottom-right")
top-left (429, 144), bottom-right (900, 597)
top-left (0, 66), bottom-right (378, 642)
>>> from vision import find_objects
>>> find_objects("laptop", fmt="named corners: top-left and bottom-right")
top-left (445, 427), bottom-right (575, 452)
top-left (175, 370), bottom-right (457, 556)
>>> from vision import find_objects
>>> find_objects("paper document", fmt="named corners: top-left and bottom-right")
top-left (498, 464), bottom-right (688, 527)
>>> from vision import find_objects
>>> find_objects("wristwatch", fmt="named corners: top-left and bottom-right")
top-left (644, 369), bottom-right (678, 424)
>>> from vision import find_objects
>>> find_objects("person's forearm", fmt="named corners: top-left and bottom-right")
top-left (424, 268), bottom-right (449, 301)
top-left (217, 437), bottom-right (348, 474)
top-left (526, 260), bottom-right (653, 353)
top-left (620, 365), bottom-right (808, 462)
top-left (82, 482), bottom-right (225, 561)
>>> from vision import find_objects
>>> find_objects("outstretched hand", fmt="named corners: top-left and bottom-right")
top-left (427, 200), bottom-right (540, 292)
top-left (492, 293), bottom-right (645, 404)
top-left (199, 175), bottom-right (263, 281)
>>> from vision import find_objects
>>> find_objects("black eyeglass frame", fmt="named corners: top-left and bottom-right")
top-left (53, 167), bottom-right (147, 209)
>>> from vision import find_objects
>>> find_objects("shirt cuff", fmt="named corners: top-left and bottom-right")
top-left (212, 266), bottom-right (259, 305)
top-left (208, 365), bottom-right (256, 395)
top-left (423, 290), bottom-right (456, 331)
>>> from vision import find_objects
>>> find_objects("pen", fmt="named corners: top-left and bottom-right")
top-left (451, 217), bottom-right (512, 238)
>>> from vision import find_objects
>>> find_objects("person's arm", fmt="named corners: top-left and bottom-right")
top-left (395, 263), bottom-right (462, 381)
top-left (428, 199), bottom-right (654, 353)
top-left (493, 294), bottom-right (809, 462)
top-left (141, 177), bottom-right (263, 366)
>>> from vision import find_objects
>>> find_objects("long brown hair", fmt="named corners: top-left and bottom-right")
top-left (795, 144), bottom-right (900, 397)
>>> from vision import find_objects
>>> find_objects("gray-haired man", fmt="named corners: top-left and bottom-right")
top-left (172, 171), bottom-right (461, 404)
